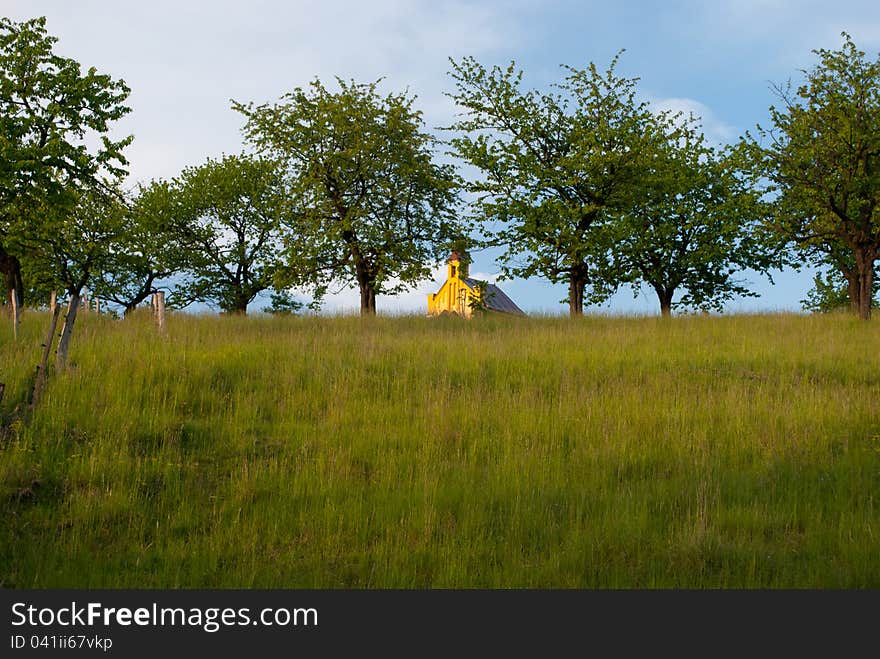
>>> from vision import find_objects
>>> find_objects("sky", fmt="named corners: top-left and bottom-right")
top-left (4, 0), bottom-right (880, 315)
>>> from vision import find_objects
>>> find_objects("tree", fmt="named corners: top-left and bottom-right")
top-left (791, 235), bottom-right (878, 316)
top-left (233, 78), bottom-right (459, 315)
top-left (613, 117), bottom-right (780, 316)
top-left (262, 289), bottom-right (304, 315)
top-left (0, 16), bottom-right (131, 313)
top-left (801, 259), bottom-right (879, 313)
top-left (91, 181), bottom-right (189, 315)
top-left (744, 34), bottom-right (880, 319)
top-left (446, 53), bottom-right (659, 316)
top-left (167, 154), bottom-right (289, 315)
top-left (24, 188), bottom-right (127, 368)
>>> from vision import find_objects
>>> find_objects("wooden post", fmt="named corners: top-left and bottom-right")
top-left (56, 292), bottom-right (81, 370)
top-left (49, 290), bottom-right (57, 316)
top-left (30, 302), bottom-right (62, 408)
top-left (11, 287), bottom-right (19, 340)
top-left (155, 290), bottom-right (166, 332)
top-left (82, 289), bottom-right (89, 314)
top-left (95, 297), bottom-right (100, 314)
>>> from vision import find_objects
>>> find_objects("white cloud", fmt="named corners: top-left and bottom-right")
top-left (468, 271), bottom-right (500, 284)
top-left (650, 96), bottom-right (737, 145)
top-left (3, 0), bottom-right (526, 186)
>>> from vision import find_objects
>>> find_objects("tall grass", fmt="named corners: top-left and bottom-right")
top-left (1, 310), bottom-right (878, 587)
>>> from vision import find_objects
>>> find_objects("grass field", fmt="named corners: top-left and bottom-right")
top-left (1, 310), bottom-right (878, 588)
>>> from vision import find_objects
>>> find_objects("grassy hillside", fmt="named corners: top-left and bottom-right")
top-left (1, 311), bottom-right (878, 587)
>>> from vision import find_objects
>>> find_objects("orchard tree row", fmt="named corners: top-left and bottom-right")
top-left (2, 16), bottom-right (879, 345)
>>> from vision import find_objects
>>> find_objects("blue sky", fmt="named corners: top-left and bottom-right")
top-left (4, 0), bottom-right (880, 314)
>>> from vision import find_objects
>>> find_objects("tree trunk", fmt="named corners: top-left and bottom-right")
top-left (854, 248), bottom-right (875, 320)
top-left (232, 293), bottom-right (248, 315)
top-left (359, 281), bottom-right (376, 315)
top-left (348, 241), bottom-right (376, 316)
top-left (124, 292), bottom-right (153, 316)
top-left (14, 265), bottom-right (23, 309)
top-left (843, 268), bottom-right (861, 315)
top-left (56, 292), bottom-right (81, 370)
top-left (568, 269), bottom-right (586, 317)
top-left (0, 245), bottom-right (24, 315)
top-left (655, 285), bottom-right (674, 318)
top-left (859, 272), bottom-right (873, 320)
top-left (122, 274), bottom-right (158, 316)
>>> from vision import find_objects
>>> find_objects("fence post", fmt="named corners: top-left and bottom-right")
top-left (30, 302), bottom-right (62, 409)
top-left (55, 292), bottom-right (80, 370)
top-left (152, 291), bottom-right (166, 332)
top-left (11, 287), bottom-right (19, 340)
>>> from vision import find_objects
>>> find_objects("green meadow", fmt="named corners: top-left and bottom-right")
top-left (1, 311), bottom-right (878, 588)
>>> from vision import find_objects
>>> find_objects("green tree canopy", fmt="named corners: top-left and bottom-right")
top-left (22, 187), bottom-right (128, 367)
top-left (446, 53), bottom-right (660, 316)
top-left (90, 181), bottom-right (190, 315)
top-left (166, 154), bottom-right (290, 315)
top-left (612, 117), bottom-right (780, 316)
top-left (0, 16), bottom-right (131, 310)
top-left (743, 33), bottom-right (880, 319)
top-left (233, 78), bottom-right (460, 315)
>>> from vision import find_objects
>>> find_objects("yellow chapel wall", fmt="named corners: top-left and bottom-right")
top-left (427, 276), bottom-right (477, 317)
